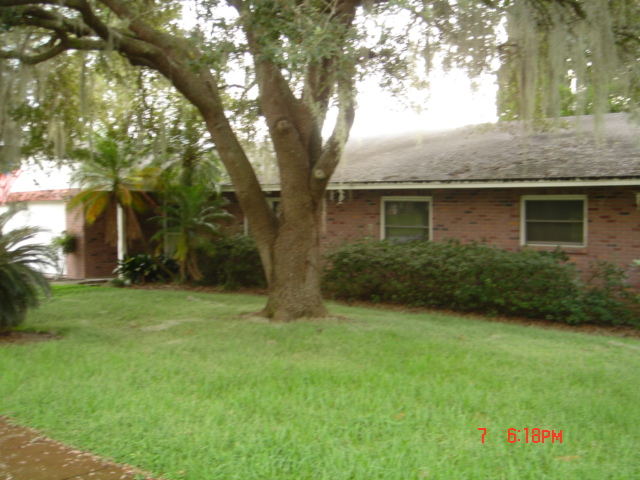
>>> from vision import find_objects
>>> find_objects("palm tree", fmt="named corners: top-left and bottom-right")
top-left (148, 112), bottom-right (230, 283)
top-left (151, 184), bottom-right (231, 282)
top-left (68, 132), bottom-right (154, 261)
top-left (0, 204), bottom-right (52, 334)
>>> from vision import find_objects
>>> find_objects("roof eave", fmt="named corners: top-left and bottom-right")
top-left (222, 177), bottom-right (640, 193)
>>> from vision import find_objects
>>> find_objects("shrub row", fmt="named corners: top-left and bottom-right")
top-left (197, 234), bottom-right (266, 289)
top-left (322, 240), bottom-right (638, 326)
top-left (123, 236), bottom-right (638, 326)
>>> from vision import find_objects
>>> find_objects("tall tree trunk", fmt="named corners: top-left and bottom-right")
top-left (259, 192), bottom-right (328, 321)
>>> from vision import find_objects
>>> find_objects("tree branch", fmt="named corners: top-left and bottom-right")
top-left (20, 5), bottom-right (94, 37)
top-left (0, 0), bottom-right (87, 10)
top-left (98, 0), bottom-right (193, 66)
top-left (0, 0), bottom-right (163, 69)
top-left (301, 0), bottom-right (359, 174)
top-left (309, 76), bottom-right (355, 196)
top-left (0, 38), bottom-right (68, 63)
top-left (233, 2), bottom-right (309, 177)
top-left (0, 28), bottom-right (101, 64)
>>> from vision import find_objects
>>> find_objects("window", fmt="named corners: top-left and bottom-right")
top-left (381, 196), bottom-right (431, 243)
top-left (521, 196), bottom-right (587, 247)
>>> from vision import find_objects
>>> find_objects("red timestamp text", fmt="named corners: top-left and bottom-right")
top-left (508, 428), bottom-right (562, 443)
top-left (477, 428), bottom-right (563, 443)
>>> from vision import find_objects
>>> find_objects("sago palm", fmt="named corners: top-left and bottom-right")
top-left (151, 184), bottom-right (231, 282)
top-left (68, 132), bottom-right (154, 253)
top-left (0, 205), bottom-right (52, 334)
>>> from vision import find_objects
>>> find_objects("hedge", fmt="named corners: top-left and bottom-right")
top-left (322, 240), bottom-right (638, 326)
top-left (198, 234), bottom-right (266, 289)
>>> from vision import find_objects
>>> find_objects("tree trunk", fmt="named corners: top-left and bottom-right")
top-left (128, 30), bottom-right (340, 322)
top-left (259, 192), bottom-right (328, 321)
top-left (196, 99), bottom-right (331, 322)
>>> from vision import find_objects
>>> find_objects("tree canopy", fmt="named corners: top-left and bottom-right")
top-left (1, 0), bottom-right (639, 320)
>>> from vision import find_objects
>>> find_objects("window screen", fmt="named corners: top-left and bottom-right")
top-left (524, 199), bottom-right (585, 245)
top-left (383, 200), bottom-right (430, 243)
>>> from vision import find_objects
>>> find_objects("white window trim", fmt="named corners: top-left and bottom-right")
top-left (380, 196), bottom-right (433, 241)
top-left (520, 195), bottom-right (588, 248)
top-left (244, 197), bottom-right (280, 235)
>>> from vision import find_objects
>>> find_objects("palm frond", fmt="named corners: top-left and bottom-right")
top-left (84, 192), bottom-right (112, 225)
top-left (151, 183), bottom-right (231, 282)
top-left (0, 208), bottom-right (51, 332)
top-left (117, 184), bottom-right (133, 207)
top-left (70, 133), bottom-right (153, 228)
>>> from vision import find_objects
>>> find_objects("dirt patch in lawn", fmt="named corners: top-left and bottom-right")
top-left (0, 331), bottom-right (62, 346)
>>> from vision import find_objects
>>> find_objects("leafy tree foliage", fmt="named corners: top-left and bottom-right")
top-left (0, 204), bottom-right (51, 333)
top-left (1, 0), bottom-right (639, 320)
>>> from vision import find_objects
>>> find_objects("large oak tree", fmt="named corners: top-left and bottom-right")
top-left (1, 0), bottom-right (638, 320)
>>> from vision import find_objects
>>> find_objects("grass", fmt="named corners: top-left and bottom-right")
top-left (1, 285), bottom-right (639, 479)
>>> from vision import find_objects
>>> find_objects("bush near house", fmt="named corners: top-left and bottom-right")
top-left (113, 235), bottom-right (265, 289)
top-left (322, 240), bottom-right (639, 326)
top-left (198, 234), bottom-right (266, 289)
top-left (114, 253), bottom-right (179, 285)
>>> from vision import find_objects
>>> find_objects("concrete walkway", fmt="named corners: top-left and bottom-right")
top-left (0, 417), bottom-right (159, 480)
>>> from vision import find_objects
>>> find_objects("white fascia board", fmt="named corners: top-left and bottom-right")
top-left (325, 179), bottom-right (640, 190)
top-left (222, 178), bottom-right (640, 193)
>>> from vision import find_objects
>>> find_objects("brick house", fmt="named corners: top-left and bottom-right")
top-left (225, 113), bottom-right (640, 287)
top-left (7, 113), bottom-right (640, 285)
top-left (5, 189), bottom-right (154, 279)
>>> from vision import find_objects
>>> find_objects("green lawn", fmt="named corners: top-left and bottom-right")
top-left (1, 285), bottom-right (639, 479)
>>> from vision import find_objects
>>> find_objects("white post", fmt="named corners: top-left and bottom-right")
top-left (117, 203), bottom-right (127, 262)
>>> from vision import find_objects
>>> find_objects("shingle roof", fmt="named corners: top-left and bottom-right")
top-left (6, 189), bottom-right (79, 203)
top-left (328, 113), bottom-right (640, 186)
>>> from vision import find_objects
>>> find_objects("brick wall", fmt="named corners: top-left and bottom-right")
top-left (65, 204), bottom-right (154, 279)
top-left (226, 186), bottom-right (640, 287)
top-left (66, 206), bottom-right (119, 279)
top-left (432, 186), bottom-right (640, 286)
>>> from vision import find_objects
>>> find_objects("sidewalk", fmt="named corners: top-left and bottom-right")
top-left (0, 417), bottom-right (158, 480)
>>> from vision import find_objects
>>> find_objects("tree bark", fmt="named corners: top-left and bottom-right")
top-left (259, 191), bottom-right (328, 321)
